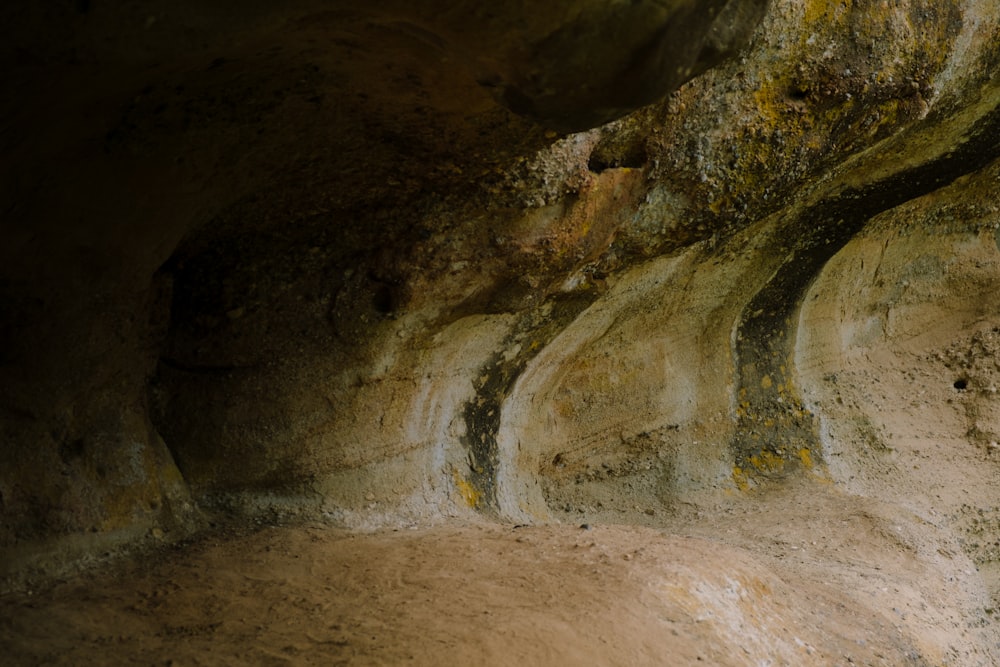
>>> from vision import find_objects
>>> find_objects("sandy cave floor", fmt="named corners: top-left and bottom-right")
top-left (2, 476), bottom-right (998, 666)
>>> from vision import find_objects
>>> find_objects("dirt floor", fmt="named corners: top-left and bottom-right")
top-left (2, 475), bottom-right (997, 666)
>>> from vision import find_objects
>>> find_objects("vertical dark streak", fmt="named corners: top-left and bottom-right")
top-left (461, 292), bottom-right (597, 511)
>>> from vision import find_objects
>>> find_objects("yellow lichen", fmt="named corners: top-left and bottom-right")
top-left (452, 469), bottom-right (482, 508)
top-left (732, 466), bottom-right (751, 492)
top-left (803, 0), bottom-right (852, 31)
top-left (749, 449), bottom-right (786, 474)
top-left (798, 447), bottom-right (814, 469)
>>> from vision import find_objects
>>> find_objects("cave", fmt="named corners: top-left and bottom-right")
top-left (4, 1), bottom-right (1000, 664)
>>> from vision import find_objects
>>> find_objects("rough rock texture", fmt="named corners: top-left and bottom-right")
top-left (3, 0), bottom-right (1000, 663)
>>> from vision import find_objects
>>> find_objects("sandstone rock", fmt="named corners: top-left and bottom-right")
top-left (3, 0), bottom-right (1000, 661)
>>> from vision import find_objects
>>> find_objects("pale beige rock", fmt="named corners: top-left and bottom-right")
top-left (3, 0), bottom-right (1000, 663)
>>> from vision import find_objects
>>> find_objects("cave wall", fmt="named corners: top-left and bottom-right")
top-left (799, 160), bottom-right (1000, 509)
top-left (3, 0), bottom-right (1000, 587)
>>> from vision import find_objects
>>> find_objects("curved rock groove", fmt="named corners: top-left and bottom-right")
top-left (460, 292), bottom-right (598, 511)
top-left (732, 96), bottom-right (1000, 480)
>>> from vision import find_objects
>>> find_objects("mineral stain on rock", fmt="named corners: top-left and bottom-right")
top-left (3, 0), bottom-right (1000, 664)
top-left (731, 98), bottom-right (1000, 480)
top-left (461, 292), bottom-right (598, 510)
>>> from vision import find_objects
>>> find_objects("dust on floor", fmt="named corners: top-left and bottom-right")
top-left (2, 478), bottom-right (997, 666)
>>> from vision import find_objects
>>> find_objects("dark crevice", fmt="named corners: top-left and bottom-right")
top-left (588, 142), bottom-right (649, 173)
top-left (731, 97), bottom-right (1000, 479)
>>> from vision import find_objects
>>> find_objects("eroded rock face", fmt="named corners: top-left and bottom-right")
top-left (3, 2), bottom-right (1000, 658)
top-left (0, 0), bottom-right (766, 554)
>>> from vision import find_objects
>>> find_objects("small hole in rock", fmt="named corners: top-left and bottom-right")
top-left (587, 141), bottom-right (648, 174)
top-left (788, 85), bottom-right (810, 101)
top-left (372, 285), bottom-right (394, 314)
top-left (954, 378), bottom-right (968, 390)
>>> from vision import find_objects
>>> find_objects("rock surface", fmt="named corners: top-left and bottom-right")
top-left (3, 0), bottom-right (1000, 663)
